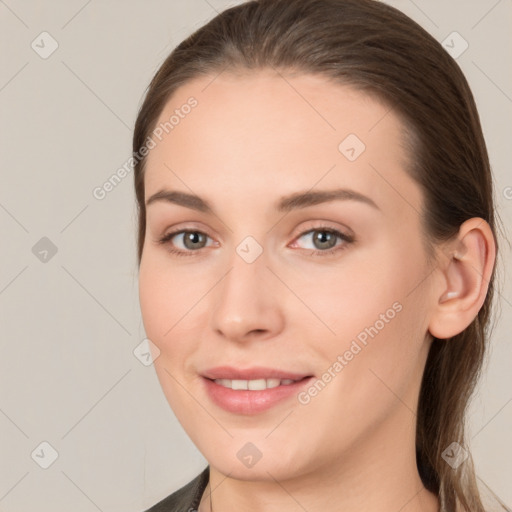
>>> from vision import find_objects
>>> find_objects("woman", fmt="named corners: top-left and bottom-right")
top-left (133, 0), bottom-right (508, 510)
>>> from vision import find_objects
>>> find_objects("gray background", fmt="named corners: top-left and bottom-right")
top-left (0, 1), bottom-right (510, 511)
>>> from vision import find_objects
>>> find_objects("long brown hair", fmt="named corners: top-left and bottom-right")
top-left (132, 1), bottom-right (507, 509)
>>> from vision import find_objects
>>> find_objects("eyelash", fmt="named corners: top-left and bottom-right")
top-left (156, 226), bottom-right (355, 258)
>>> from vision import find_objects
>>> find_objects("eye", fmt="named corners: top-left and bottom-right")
top-left (157, 229), bottom-right (215, 257)
top-left (157, 225), bottom-right (355, 258)
top-left (291, 227), bottom-right (354, 256)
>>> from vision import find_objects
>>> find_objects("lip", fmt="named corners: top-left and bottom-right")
top-left (201, 365), bottom-right (312, 381)
top-left (201, 366), bottom-right (314, 415)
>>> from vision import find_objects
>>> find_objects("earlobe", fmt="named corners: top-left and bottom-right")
top-left (428, 218), bottom-right (496, 340)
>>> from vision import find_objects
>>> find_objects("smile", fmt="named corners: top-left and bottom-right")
top-left (202, 374), bottom-right (314, 415)
top-left (213, 378), bottom-right (299, 390)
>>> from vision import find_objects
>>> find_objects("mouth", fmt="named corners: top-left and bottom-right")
top-left (208, 376), bottom-right (310, 390)
top-left (201, 365), bottom-right (313, 382)
top-left (200, 366), bottom-right (314, 414)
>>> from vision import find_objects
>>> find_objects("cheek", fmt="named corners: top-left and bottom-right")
top-left (303, 299), bottom-right (425, 444)
top-left (138, 261), bottom-right (198, 411)
top-left (307, 253), bottom-right (405, 344)
top-left (138, 258), bottom-right (183, 353)
top-left (138, 264), bottom-right (164, 341)
top-left (138, 255), bottom-right (210, 367)
top-left (313, 243), bottom-right (430, 389)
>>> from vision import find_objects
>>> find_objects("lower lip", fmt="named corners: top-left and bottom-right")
top-left (202, 376), bottom-right (314, 415)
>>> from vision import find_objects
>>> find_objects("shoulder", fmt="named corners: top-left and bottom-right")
top-left (143, 466), bottom-right (210, 512)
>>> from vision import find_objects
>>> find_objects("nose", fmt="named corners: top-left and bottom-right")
top-left (210, 248), bottom-right (285, 343)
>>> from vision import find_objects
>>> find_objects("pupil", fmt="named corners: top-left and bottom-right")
top-left (181, 230), bottom-right (336, 251)
top-left (185, 232), bottom-right (204, 249)
top-left (315, 230), bottom-right (335, 249)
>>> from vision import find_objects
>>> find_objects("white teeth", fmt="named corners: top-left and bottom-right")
top-left (266, 378), bottom-right (281, 389)
top-left (231, 379), bottom-right (248, 390)
top-left (248, 379), bottom-right (267, 390)
top-left (213, 378), bottom-right (298, 390)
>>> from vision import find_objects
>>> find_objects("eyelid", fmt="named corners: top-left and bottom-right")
top-left (288, 223), bottom-right (354, 252)
top-left (156, 225), bottom-right (218, 248)
top-left (157, 220), bottom-right (350, 242)
top-left (157, 221), bottom-right (217, 241)
top-left (289, 220), bottom-right (354, 240)
top-left (157, 220), bottom-right (355, 257)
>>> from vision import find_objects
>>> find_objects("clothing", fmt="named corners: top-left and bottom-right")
top-left (143, 464), bottom-right (512, 512)
top-left (144, 466), bottom-right (210, 512)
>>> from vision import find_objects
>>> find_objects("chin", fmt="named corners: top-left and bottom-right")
top-left (199, 435), bottom-right (313, 482)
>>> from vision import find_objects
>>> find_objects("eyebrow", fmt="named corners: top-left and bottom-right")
top-left (145, 187), bottom-right (380, 213)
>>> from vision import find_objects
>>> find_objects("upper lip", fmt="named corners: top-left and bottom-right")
top-left (202, 366), bottom-right (313, 381)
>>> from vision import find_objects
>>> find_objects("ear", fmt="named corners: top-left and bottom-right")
top-left (428, 217), bottom-right (496, 340)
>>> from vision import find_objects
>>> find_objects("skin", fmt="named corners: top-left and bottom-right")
top-left (138, 69), bottom-right (495, 512)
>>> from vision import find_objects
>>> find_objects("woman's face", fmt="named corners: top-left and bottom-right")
top-left (139, 70), bottom-right (438, 481)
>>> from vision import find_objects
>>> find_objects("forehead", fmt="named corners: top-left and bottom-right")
top-left (143, 69), bottom-right (420, 219)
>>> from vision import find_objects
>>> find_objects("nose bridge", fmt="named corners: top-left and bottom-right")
top-left (210, 240), bottom-right (283, 341)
